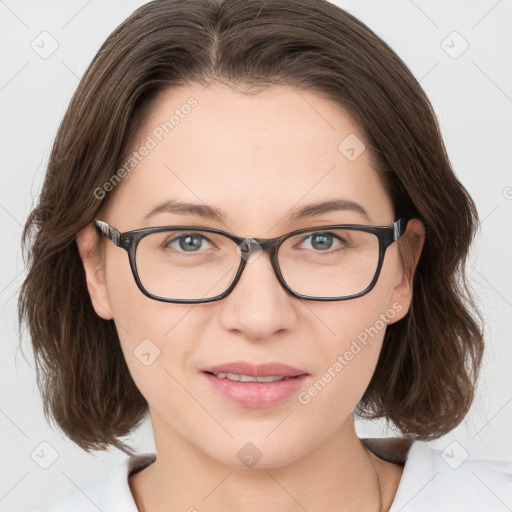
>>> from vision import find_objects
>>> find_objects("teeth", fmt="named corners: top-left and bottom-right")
top-left (214, 372), bottom-right (287, 383)
top-left (252, 375), bottom-right (286, 383)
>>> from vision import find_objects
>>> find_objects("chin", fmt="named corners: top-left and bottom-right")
top-left (204, 434), bottom-right (311, 470)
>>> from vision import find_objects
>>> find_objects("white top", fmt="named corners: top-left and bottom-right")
top-left (36, 440), bottom-right (512, 511)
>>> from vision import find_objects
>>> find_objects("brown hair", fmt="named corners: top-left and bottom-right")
top-left (18, 0), bottom-right (484, 454)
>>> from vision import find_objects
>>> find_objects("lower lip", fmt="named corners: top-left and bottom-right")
top-left (203, 372), bottom-right (309, 408)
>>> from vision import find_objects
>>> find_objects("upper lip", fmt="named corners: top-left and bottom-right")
top-left (202, 362), bottom-right (308, 378)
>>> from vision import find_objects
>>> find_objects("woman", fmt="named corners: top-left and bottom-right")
top-left (18, 0), bottom-right (511, 510)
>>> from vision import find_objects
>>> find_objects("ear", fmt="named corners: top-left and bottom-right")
top-left (386, 218), bottom-right (425, 324)
top-left (76, 223), bottom-right (114, 320)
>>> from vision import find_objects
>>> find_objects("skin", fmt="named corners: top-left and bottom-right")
top-left (77, 81), bottom-right (425, 512)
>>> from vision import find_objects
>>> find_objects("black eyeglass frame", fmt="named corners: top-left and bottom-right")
top-left (93, 217), bottom-right (410, 304)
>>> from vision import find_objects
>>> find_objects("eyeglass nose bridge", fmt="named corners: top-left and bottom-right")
top-left (226, 234), bottom-right (296, 301)
top-left (235, 235), bottom-right (282, 264)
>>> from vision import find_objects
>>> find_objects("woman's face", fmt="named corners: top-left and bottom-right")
top-left (79, 82), bottom-right (423, 468)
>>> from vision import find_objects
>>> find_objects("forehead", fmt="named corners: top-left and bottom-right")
top-left (104, 82), bottom-right (393, 232)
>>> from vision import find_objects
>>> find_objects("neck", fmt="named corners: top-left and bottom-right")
top-left (130, 414), bottom-right (403, 512)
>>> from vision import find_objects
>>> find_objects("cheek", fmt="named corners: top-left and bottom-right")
top-left (110, 301), bottom-right (200, 416)
top-left (291, 303), bottom-right (389, 441)
top-left (311, 300), bottom-right (387, 391)
top-left (103, 246), bottom-right (175, 336)
top-left (102, 247), bottom-right (198, 391)
top-left (303, 251), bottom-right (402, 406)
top-left (317, 261), bottom-right (399, 359)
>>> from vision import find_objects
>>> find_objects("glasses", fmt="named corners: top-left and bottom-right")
top-left (93, 217), bottom-right (409, 304)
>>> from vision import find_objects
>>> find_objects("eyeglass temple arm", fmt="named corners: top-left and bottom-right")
top-left (394, 218), bottom-right (408, 240)
top-left (93, 219), bottom-right (121, 246)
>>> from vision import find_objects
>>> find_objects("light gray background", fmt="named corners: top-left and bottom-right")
top-left (1, 1), bottom-right (511, 510)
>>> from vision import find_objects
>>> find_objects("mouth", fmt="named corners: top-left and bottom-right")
top-left (204, 371), bottom-right (298, 383)
top-left (201, 362), bottom-right (309, 408)
top-left (202, 361), bottom-right (308, 379)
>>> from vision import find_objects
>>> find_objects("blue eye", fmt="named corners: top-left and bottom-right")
top-left (299, 232), bottom-right (348, 252)
top-left (166, 233), bottom-right (213, 252)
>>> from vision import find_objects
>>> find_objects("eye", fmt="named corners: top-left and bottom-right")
top-left (298, 231), bottom-right (349, 252)
top-left (165, 232), bottom-right (214, 252)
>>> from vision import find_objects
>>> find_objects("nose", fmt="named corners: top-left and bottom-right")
top-left (218, 249), bottom-right (298, 340)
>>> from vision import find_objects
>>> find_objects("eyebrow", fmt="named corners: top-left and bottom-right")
top-left (144, 198), bottom-right (372, 224)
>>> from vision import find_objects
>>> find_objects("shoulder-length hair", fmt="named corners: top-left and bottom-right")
top-left (18, 0), bottom-right (483, 454)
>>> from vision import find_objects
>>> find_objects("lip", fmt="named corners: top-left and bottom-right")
top-left (202, 362), bottom-right (307, 378)
top-left (202, 361), bottom-right (309, 408)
